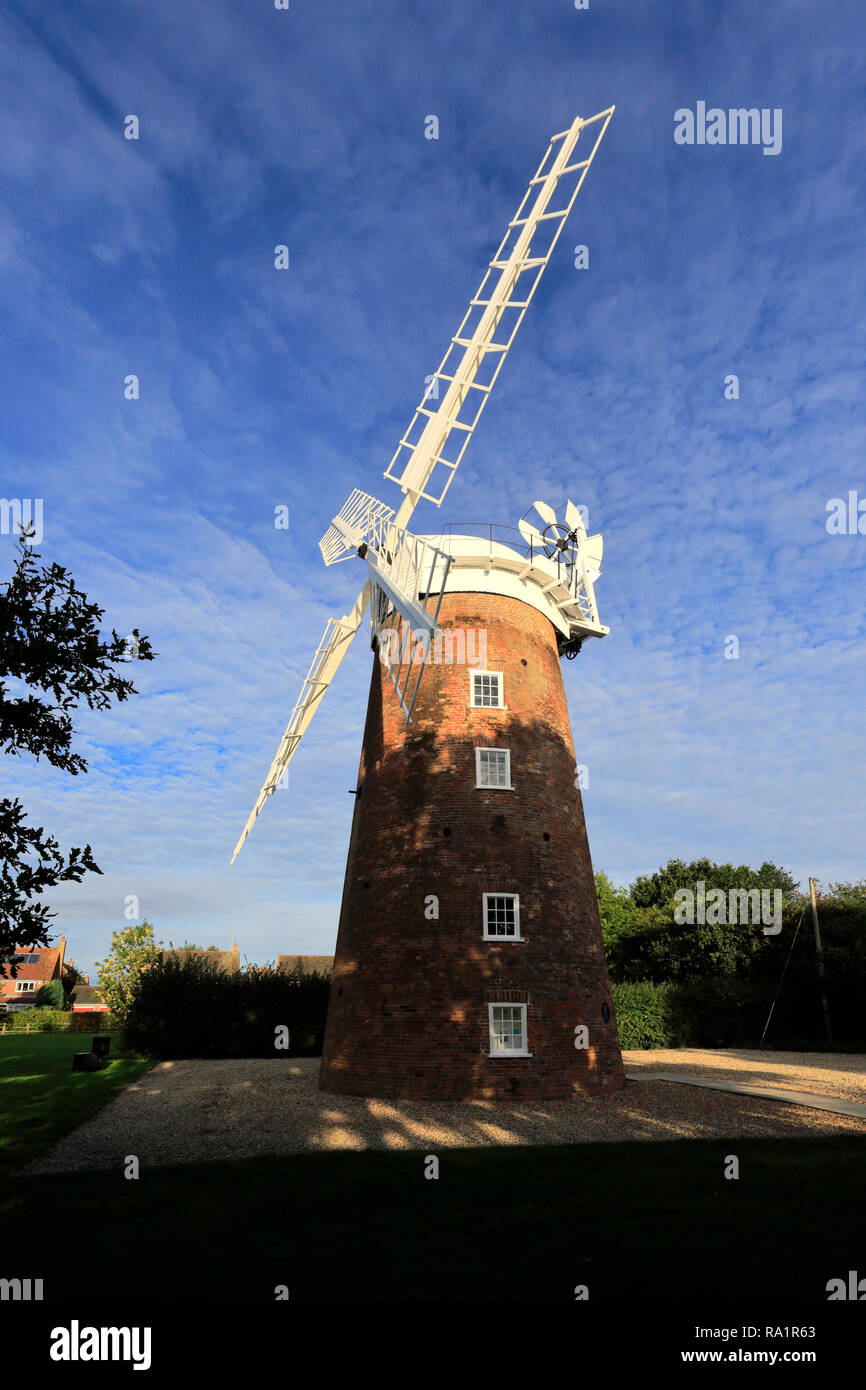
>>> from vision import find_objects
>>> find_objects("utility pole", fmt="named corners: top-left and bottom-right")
top-left (809, 877), bottom-right (833, 1045)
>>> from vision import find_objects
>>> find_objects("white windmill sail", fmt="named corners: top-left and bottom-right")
top-left (230, 587), bottom-right (371, 863)
top-left (385, 107), bottom-right (615, 517)
top-left (232, 107), bottom-right (615, 861)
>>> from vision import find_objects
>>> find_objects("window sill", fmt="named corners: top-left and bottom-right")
top-left (475, 783), bottom-right (515, 791)
top-left (488, 1051), bottom-right (533, 1059)
top-left (483, 935), bottom-right (524, 942)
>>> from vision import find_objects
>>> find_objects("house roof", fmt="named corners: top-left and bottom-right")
top-left (70, 985), bottom-right (106, 1007)
top-left (0, 947), bottom-right (62, 988)
top-left (161, 947), bottom-right (240, 974)
top-left (276, 955), bottom-right (333, 977)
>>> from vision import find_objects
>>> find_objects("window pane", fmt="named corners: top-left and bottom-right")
top-left (473, 674), bottom-right (501, 707)
top-left (490, 1004), bottom-right (525, 1052)
top-left (478, 749), bottom-right (508, 787)
top-left (485, 894), bottom-right (517, 936)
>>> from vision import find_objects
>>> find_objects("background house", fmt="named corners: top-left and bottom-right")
top-left (69, 983), bottom-right (109, 1013)
top-left (0, 937), bottom-right (66, 1012)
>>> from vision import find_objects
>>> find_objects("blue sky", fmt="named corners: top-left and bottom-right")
top-left (2, 0), bottom-right (864, 984)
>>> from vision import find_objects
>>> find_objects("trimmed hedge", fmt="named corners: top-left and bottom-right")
top-left (616, 979), bottom-right (782, 1049)
top-left (611, 982), bottom-right (679, 1050)
top-left (123, 954), bottom-right (331, 1059)
top-left (613, 979), bottom-right (770, 1049)
top-left (0, 1008), bottom-right (118, 1034)
top-left (612, 976), bottom-right (866, 1050)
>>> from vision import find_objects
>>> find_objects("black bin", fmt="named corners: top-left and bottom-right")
top-left (73, 1052), bottom-right (104, 1072)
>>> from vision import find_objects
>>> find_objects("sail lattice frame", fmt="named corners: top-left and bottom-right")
top-left (384, 107), bottom-right (615, 512)
top-left (319, 488), bottom-right (396, 567)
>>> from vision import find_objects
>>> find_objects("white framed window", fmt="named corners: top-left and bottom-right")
top-left (470, 670), bottom-right (504, 708)
top-left (488, 1003), bottom-right (530, 1057)
top-left (15, 981), bottom-right (37, 993)
top-left (475, 747), bottom-right (512, 789)
top-left (483, 893), bottom-right (521, 940)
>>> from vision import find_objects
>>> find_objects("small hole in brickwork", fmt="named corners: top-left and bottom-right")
top-left (363, 880), bottom-right (371, 889)
top-left (543, 832), bottom-right (550, 842)
top-left (338, 987), bottom-right (344, 997)
top-left (442, 826), bottom-right (451, 837)
top-left (521, 658), bottom-right (527, 666)
top-left (601, 1002), bottom-right (610, 1022)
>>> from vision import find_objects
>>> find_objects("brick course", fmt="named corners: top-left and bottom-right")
top-left (318, 591), bottom-right (625, 1101)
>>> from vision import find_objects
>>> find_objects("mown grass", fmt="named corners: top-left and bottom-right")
top-left (0, 1031), bottom-right (151, 1182)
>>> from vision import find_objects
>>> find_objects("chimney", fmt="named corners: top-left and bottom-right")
top-left (57, 936), bottom-right (66, 977)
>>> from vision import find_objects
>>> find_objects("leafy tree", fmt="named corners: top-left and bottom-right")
top-left (94, 921), bottom-right (162, 1023)
top-left (0, 531), bottom-right (153, 967)
top-left (824, 879), bottom-right (866, 908)
top-left (610, 906), bottom-right (771, 983)
top-left (596, 860), bottom-right (866, 1038)
top-left (630, 857), bottom-right (797, 909)
top-left (601, 858), bottom-right (801, 983)
top-left (594, 871), bottom-right (633, 954)
top-left (34, 977), bottom-right (66, 1010)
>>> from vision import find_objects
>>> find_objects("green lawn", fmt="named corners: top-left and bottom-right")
top-left (0, 1031), bottom-right (152, 1182)
top-left (4, 1134), bottom-right (866, 1300)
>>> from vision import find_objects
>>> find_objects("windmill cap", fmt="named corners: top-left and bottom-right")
top-left (417, 533), bottom-right (607, 643)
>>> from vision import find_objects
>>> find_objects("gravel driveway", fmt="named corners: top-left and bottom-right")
top-left (22, 1049), bottom-right (866, 1175)
top-left (624, 1048), bottom-right (866, 1102)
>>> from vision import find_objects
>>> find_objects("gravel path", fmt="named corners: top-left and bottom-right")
top-left (22, 1050), bottom-right (866, 1175)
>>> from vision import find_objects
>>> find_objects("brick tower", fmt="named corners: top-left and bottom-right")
top-left (318, 534), bottom-right (625, 1102)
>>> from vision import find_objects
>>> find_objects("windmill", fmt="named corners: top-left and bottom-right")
top-left (233, 109), bottom-right (625, 1101)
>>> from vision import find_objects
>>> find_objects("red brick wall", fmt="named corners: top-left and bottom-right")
top-left (319, 591), bottom-right (625, 1101)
